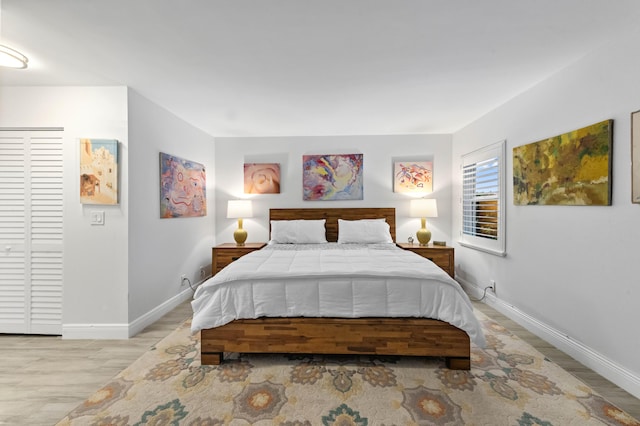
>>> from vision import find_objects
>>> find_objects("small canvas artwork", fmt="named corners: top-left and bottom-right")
top-left (303, 153), bottom-right (363, 201)
top-left (80, 139), bottom-right (118, 204)
top-left (513, 119), bottom-right (613, 206)
top-left (244, 163), bottom-right (281, 194)
top-left (160, 152), bottom-right (207, 218)
top-left (394, 161), bottom-right (433, 193)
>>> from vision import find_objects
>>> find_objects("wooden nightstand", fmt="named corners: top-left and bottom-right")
top-left (397, 243), bottom-right (455, 278)
top-left (212, 243), bottom-right (267, 275)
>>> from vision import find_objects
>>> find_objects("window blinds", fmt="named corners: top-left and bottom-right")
top-left (460, 140), bottom-right (506, 256)
top-left (462, 156), bottom-right (500, 240)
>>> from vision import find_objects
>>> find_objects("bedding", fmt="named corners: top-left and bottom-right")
top-left (191, 243), bottom-right (485, 348)
top-left (336, 219), bottom-right (394, 244)
top-left (269, 219), bottom-right (328, 244)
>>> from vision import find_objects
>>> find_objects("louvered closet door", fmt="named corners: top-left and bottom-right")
top-left (0, 129), bottom-right (63, 335)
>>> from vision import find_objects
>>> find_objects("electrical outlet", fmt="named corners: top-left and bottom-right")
top-left (180, 274), bottom-right (188, 287)
top-left (489, 279), bottom-right (496, 293)
top-left (199, 266), bottom-right (206, 280)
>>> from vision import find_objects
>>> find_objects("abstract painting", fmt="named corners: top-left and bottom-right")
top-left (244, 163), bottom-right (281, 194)
top-left (303, 154), bottom-right (363, 201)
top-left (394, 161), bottom-right (433, 193)
top-left (80, 139), bottom-right (118, 205)
top-left (632, 110), bottom-right (640, 203)
top-left (160, 152), bottom-right (207, 218)
top-left (513, 119), bottom-right (613, 206)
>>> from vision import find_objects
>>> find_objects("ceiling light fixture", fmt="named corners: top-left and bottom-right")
top-left (0, 44), bottom-right (28, 68)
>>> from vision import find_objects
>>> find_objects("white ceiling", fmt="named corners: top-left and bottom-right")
top-left (2, 0), bottom-right (640, 137)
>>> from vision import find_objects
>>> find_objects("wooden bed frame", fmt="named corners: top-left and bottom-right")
top-left (200, 207), bottom-right (471, 370)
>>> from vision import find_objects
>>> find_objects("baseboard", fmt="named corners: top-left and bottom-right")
top-left (128, 288), bottom-right (194, 337)
top-left (457, 277), bottom-right (640, 400)
top-left (62, 323), bottom-right (130, 339)
top-left (62, 288), bottom-right (193, 340)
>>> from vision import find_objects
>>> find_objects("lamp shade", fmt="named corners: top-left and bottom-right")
top-left (410, 198), bottom-right (438, 218)
top-left (227, 200), bottom-right (253, 218)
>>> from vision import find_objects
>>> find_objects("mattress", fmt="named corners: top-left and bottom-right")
top-left (191, 243), bottom-right (485, 347)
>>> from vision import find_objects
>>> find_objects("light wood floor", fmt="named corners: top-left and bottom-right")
top-left (0, 303), bottom-right (194, 426)
top-left (0, 300), bottom-right (638, 425)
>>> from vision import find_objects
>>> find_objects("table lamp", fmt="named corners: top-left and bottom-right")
top-left (227, 200), bottom-right (253, 246)
top-left (410, 198), bottom-right (438, 246)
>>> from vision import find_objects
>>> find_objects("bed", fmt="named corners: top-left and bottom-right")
top-left (192, 207), bottom-right (484, 370)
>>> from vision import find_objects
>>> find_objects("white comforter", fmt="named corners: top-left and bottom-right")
top-left (191, 243), bottom-right (485, 347)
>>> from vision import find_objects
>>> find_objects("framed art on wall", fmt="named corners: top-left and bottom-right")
top-left (160, 152), bottom-right (207, 218)
top-left (513, 119), bottom-right (613, 206)
top-left (80, 139), bottom-right (119, 205)
top-left (244, 163), bottom-right (281, 194)
top-left (393, 161), bottom-right (433, 193)
top-left (302, 154), bottom-right (363, 201)
top-left (632, 110), bottom-right (640, 203)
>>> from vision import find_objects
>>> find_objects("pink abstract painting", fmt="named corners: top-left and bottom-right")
top-left (303, 154), bottom-right (363, 201)
top-left (394, 161), bottom-right (433, 193)
top-left (244, 163), bottom-right (281, 194)
top-left (160, 152), bottom-right (207, 218)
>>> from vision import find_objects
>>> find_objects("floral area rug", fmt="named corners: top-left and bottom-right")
top-left (56, 311), bottom-right (639, 426)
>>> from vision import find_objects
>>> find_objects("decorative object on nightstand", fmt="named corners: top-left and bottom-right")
top-left (227, 200), bottom-right (253, 246)
top-left (409, 198), bottom-right (438, 246)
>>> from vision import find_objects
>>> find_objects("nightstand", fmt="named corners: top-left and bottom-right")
top-left (397, 243), bottom-right (455, 278)
top-left (212, 243), bottom-right (267, 275)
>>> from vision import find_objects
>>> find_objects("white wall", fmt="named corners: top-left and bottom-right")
top-left (452, 27), bottom-right (640, 397)
top-left (0, 86), bottom-right (215, 337)
top-left (0, 86), bottom-right (130, 328)
top-left (214, 134), bottom-right (452, 245)
top-left (127, 89), bottom-right (215, 322)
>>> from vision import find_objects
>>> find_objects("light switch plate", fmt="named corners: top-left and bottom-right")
top-left (90, 210), bottom-right (105, 226)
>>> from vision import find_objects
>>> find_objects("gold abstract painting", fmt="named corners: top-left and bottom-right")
top-left (513, 120), bottom-right (612, 205)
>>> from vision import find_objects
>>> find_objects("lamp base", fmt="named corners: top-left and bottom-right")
top-left (416, 228), bottom-right (432, 246)
top-left (416, 217), bottom-right (431, 246)
top-left (234, 218), bottom-right (247, 246)
top-left (233, 229), bottom-right (247, 246)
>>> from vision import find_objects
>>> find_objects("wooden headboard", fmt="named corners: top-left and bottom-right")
top-left (269, 208), bottom-right (396, 242)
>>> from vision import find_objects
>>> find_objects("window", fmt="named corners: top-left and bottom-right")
top-left (460, 140), bottom-right (506, 256)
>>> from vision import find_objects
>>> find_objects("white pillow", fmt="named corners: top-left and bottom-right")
top-left (337, 219), bottom-right (393, 244)
top-left (270, 219), bottom-right (327, 244)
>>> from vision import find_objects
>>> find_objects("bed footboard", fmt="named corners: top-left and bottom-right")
top-left (200, 317), bottom-right (471, 370)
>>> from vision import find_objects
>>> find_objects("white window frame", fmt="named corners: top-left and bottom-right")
top-left (459, 140), bottom-right (506, 257)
